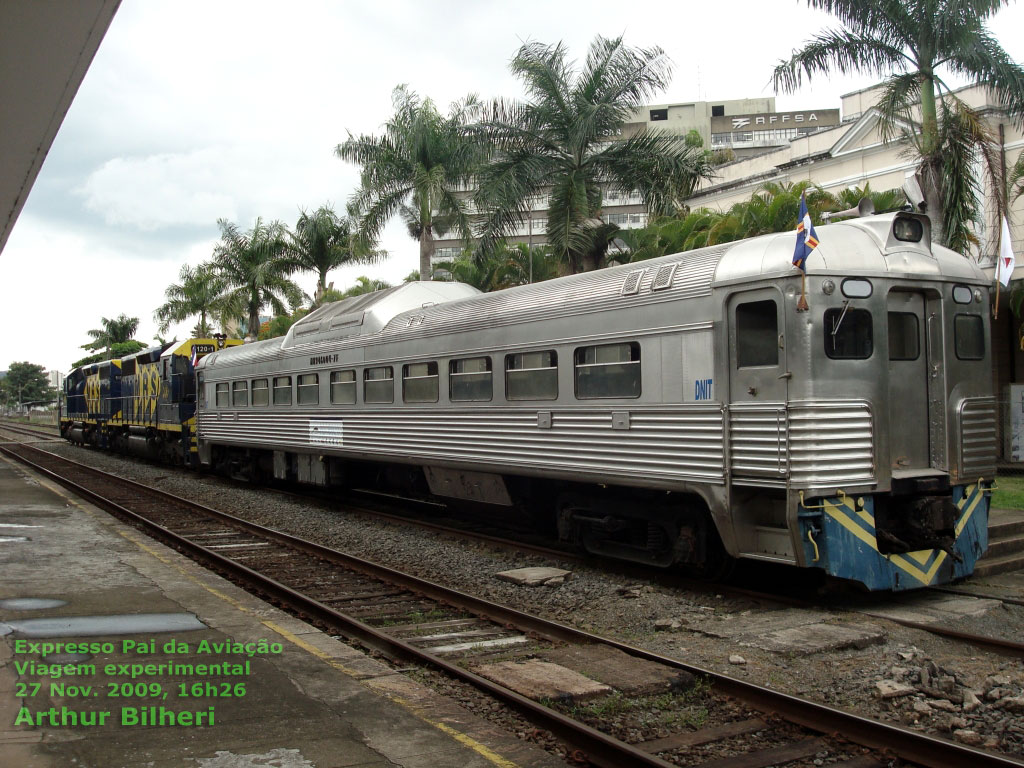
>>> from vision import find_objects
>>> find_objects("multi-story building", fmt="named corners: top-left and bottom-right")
top-left (432, 96), bottom-right (842, 264)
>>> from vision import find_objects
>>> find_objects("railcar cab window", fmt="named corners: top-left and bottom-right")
top-left (251, 378), bottom-right (269, 406)
top-left (825, 306), bottom-right (873, 359)
top-left (887, 313), bottom-right (919, 360)
top-left (955, 315), bottom-right (985, 360)
top-left (506, 351), bottom-right (557, 400)
top-left (232, 381), bottom-right (248, 407)
top-left (450, 357), bottom-right (492, 402)
top-left (736, 300), bottom-right (778, 367)
top-left (330, 370), bottom-right (356, 404)
top-left (575, 342), bottom-right (641, 399)
top-left (273, 376), bottom-right (292, 405)
top-left (403, 362), bottom-right (439, 403)
top-left (364, 366), bottom-right (394, 404)
top-left (297, 374), bottom-right (319, 405)
top-left (215, 382), bottom-right (229, 407)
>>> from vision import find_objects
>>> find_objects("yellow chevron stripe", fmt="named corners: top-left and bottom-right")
top-left (824, 502), bottom-right (878, 549)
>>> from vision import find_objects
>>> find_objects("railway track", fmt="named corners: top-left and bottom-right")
top-left (4, 439), bottom-right (1023, 767)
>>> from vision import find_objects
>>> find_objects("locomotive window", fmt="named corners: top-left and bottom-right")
top-left (251, 378), bottom-right (269, 406)
top-left (364, 366), bottom-right (394, 404)
top-left (297, 373), bottom-right (319, 405)
top-left (574, 342), bottom-right (641, 399)
top-left (736, 300), bottom-right (778, 367)
top-left (954, 314), bottom-right (985, 360)
top-left (232, 381), bottom-right (248, 407)
top-left (215, 383), bottom-right (229, 407)
top-left (887, 313), bottom-right (919, 361)
top-left (506, 351), bottom-right (558, 401)
top-left (450, 357), bottom-right (492, 402)
top-left (273, 376), bottom-right (292, 405)
top-left (952, 285), bottom-right (973, 304)
top-left (330, 370), bottom-right (356, 404)
top-left (824, 307), bottom-right (873, 359)
top-left (841, 278), bottom-right (872, 298)
top-left (403, 362), bottom-right (439, 403)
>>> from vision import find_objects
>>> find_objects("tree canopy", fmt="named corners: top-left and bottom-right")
top-left (0, 362), bottom-right (55, 408)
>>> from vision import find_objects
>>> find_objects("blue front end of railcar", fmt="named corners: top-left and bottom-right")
top-left (797, 483), bottom-right (990, 590)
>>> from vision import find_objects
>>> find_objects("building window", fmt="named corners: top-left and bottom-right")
top-left (649, 108), bottom-right (668, 121)
top-left (297, 373), bottom-right (319, 405)
top-left (403, 362), bottom-right (439, 403)
top-left (251, 378), bottom-right (270, 406)
top-left (575, 342), bottom-right (641, 399)
top-left (232, 381), bottom-right (248, 407)
top-left (450, 357), bottom-right (492, 402)
top-left (711, 105), bottom-right (725, 117)
top-left (506, 351), bottom-right (557, 400)
top-left (330, 370), bottom-right (356, 404)
top-left (364, 366), bottom-right (394, 404)
top-left (273, 376), bottom-right (292, 405)
top-left (215, 383), bottom-right (229, 407)
top-left (736, 300), bottom-right (779, 367)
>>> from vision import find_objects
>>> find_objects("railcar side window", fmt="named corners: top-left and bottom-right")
top-left (954, 314), bottom-right (985, 360)
top-left (297, 374), bottom-right (319, 405)
top-left (403, 362), bottom-right (439, 403)
top-left (232, 381), bottom-right (248, 407)
top-left (330, 370), bottom-right (356, 404)
top-left (887, 313), bottom-right (919, 361)
top-left (215, 383), bottom-right (229, 407)
top-left (251, 379), bottom-right (269, 406)
top-left (450, 357), bottom-right (492, 401)
top-left (273, 376), bottom-right (292, 405)
top-left (736, 300), bottom-right (778, 367)
top-left (824, 307), bottom-right (873, 359)
top-left (574, 342), bottom-right (641, 399)
top-left (506, 351), bottom-right (557, 400)
top-left (364, 366), bottom-right (394, 404)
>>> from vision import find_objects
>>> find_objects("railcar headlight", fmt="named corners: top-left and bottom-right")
top-left (893, 217), bottom-right (923, 242)
top-left (821, 279), bottom-right (836, 295)
top-left (975, 289), bottom-right (984, 303)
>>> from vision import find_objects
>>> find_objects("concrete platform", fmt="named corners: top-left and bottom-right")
top-left (0, 455), bottom-right (563, 768)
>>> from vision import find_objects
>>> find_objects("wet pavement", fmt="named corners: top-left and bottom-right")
top-left (0, 455), bottom-right (563, 768)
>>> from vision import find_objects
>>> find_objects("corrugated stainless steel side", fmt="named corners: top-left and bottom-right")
top-left (729, 400), bottom-right (875, 487)
top-left (958, 397), bottom-right (997, 478)
top-left (728, 404), bottom-right (788, 480)
top-left (198, 405), bottom-right (726, 485)
top-left (788, 400), bottom-right (874, 486)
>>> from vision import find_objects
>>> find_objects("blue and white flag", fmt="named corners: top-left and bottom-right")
top-left (793, 193), bottom-right (819, 272)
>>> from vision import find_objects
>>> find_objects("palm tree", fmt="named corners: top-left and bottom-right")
top-left (211, 218), bottom-right (306, 341)
top-left (82, 314), bottom-right (140, 354)
top-left (772, 0), bottom-right (1024, 251)
top-left (287, 205), bottom-right (381, 305)
top-left (336, 86), bottom-right (483, 280)
top-left (154, 264), bottom-right (226, 336)
top-left (341, 276), bottom-right (392, 297)
top-left (473, 35), bottom-right (713, 273)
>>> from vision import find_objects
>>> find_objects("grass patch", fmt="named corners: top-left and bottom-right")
top-left (993, 474), bottom-right (1024, 511)
top-left (550, 676), bottom-right (712, 730)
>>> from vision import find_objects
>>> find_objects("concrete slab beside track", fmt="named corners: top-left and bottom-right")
top-left (0, 455), bottom-right (564, 768)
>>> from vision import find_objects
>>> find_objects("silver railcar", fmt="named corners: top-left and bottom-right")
top-left (196, 211), bottom-right (996, 590)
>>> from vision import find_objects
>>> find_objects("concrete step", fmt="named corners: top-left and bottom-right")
top-left (973, 551), bottom-right (1024, 578)
top-left (986, 534), bottom-right (1024, 559)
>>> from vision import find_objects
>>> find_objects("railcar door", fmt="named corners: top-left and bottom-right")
top-left (886, 291), bottom-right (931, 470)
top-left (727, 289), bottom-right (789, 480)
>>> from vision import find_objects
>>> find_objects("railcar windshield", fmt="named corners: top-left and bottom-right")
top-left (824, 307), bottom-right (872, 359)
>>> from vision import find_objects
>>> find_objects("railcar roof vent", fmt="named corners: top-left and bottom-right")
top-left (651, 263), bottom-right (677, 291)
top-left (620, 269), bottom-right (645, 296)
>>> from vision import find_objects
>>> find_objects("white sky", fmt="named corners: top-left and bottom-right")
top-left (2, 0), bottom-right (1023, 373)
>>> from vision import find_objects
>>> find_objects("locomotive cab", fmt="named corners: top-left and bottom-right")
top-left (721, 211), bottom-right (994, 590)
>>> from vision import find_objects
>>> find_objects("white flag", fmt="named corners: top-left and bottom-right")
top-left (999, 215), bottom-right (1016, 287)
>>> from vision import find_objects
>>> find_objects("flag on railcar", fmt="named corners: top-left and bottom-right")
top-left (793, 192), bottom-right (819, 312)
top-left (998, 215), bottom-right (1015, 287)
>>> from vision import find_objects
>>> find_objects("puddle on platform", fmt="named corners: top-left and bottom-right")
top-left (0, 523), bottom-right (42, 528)
top-left (0, 598), bottom-right (67, 610)
top-left (0, 536), bottom-right (29, 542)
top-left (0, 612), bottom-right (207, 638)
